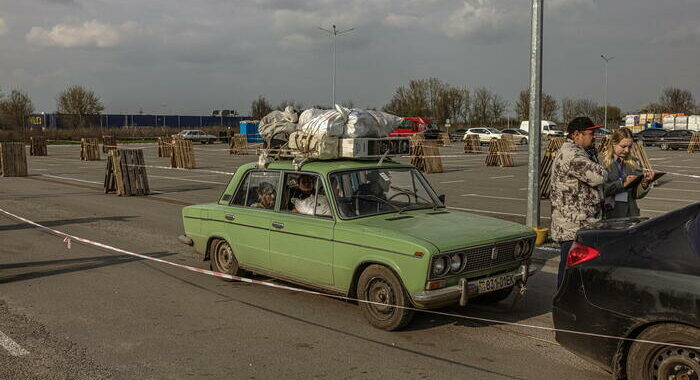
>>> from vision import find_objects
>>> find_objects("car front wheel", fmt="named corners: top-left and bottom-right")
top-left (357, 265), bottom-right (414, 331)
top-left (520, 138), bottom-right (527, 145)
top-left (626, 324), bottom-right (700, 380)
top-left (210, 239), bottom-right (239, 281)
top-left (660, 143), bottom-right (669, 150)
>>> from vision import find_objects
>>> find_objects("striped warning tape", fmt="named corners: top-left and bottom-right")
top-left (0, 207), bottom-right (698, 351)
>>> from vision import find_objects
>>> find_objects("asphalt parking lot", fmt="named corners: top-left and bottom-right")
top-left (0, 141), bottom-right (698, 378)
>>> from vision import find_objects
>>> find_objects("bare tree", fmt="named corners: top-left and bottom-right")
top-left (383, 79), bottom-right (430, 117)
top-left (276, 100), bottom-right (305, 112)
top-left (56, 85), bottom-right (104, 128)
top-left (0, 89), bottom-right (34, 130)
top-left (491, 94), bottom-right (508, 125)
top-left (515, 89), bottom-right (558, 121)
top-left (251, 95), bottom-right (273, 120)
top-left (443, 87), bottom-right (465, 125)
top-left (471, 87), bottom-right (493, 127)
top-left (560, 98), bottom-right (576, 123)
top-left (658, 87), bottom-right (695, 114)
top-left (592, 105), bottom-right (621, 126)
top-left (459, 87), bottom-right (470, 125)
top-left (637, 103), bottom-right (665, 114)
top-left (573, 99), bottom-right (598, 118)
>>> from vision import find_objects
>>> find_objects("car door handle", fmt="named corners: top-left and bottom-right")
top-left (272, 222), bottom-right (284, 229)
top-left (225, 214), bottom-right (235, 221)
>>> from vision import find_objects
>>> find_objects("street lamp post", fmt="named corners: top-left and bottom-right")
top-left (318, 24), bottom-right (354, 107)
top-left (601, 55), bottom-right (614, 129)
top-left (526, 0), bottom-right (543, 229)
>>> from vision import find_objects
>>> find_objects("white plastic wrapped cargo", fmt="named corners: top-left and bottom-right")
top-left (625, 115), bottom-right (639, 124)
top-left (259, 106), bottom-right (298, 141)
top-left (287, 130), bottom-right (339, 159)
top-left (689, 115), bottom-right (700, 124)
top-left (662, 116), bottom-right (675, 127)
top-left (298, 108), bottom-right (327, 126)
top-left (298, 105), bottom-right (349, 137)
top-left (344, 109), bottom-right (403, 138)
top-left (368, 110), bottom-right (404, 136)
top-left (687, 124), bottom-right (700, 131)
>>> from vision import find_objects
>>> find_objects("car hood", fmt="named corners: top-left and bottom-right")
top-left (348, 209), bottom-right (534, 252)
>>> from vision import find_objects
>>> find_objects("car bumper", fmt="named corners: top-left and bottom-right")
top-left (412, 264), bottom-right (537, 309)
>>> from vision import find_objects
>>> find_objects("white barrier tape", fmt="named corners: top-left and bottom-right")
top-left (133, 164), bottom-right (235, 176)
top-left (1, 207), bottom-right (699, 351)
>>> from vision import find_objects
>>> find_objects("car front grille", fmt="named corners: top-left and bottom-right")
top-left (460, 240), bottom-right (518, 273)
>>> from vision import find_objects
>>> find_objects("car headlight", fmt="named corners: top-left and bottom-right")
top-left (450, 253), bottom-right (463, 273)
top-left (513, 241), bottom-right (523, 259)
top-left (432, 257), bottom-right (449, 277)
top-left (523, 239), bottom-right (532, 257)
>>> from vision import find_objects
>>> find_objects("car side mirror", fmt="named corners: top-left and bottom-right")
top-left (438, 194), bottom-right (445, 204)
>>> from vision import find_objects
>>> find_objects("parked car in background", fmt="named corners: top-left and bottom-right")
top-left (180, 159), bottom-right (537, 330)
top-left (449, 129), bottom-right (468, 142)
top-left (633, 128), bottom-right (668, 146)
top-left (500, 128), bottom-right (529, 144)
top-left (463, 127), bottom-right (503, 144)
top-left (658, 129), bottom-right (695, 150)
top-left (173, 130), bottom-right (218, 144)
top-left (519, 120), bottom-right (564, 137)
top-left (390, 117), bottom-right (439, 139)
top-left (553, 202), bottom-right (700, 380)
top-left (594, 127), bottom-right (612, 136)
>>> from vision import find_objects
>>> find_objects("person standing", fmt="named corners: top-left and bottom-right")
top-left (550, 117), bottom-right (607, 287)
top-left (600, 127), bottom-right (655, 219)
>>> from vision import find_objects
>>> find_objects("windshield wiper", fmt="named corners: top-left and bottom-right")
top-left (389, 186), bottom-right (437, 212)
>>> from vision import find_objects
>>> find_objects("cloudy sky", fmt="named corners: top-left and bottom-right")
top-left (1, 0), bottom-right (698, 116)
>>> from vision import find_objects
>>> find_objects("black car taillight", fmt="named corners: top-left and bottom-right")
top-left (566, 242), bottom-right (600, 268)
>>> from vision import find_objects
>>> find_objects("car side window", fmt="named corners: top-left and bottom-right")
top-left (231, 170), bottom-right (279, 210)
top-left (279, 173), bottom-right (332, 218)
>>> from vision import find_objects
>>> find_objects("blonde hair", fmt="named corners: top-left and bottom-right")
top-left (601, 127), bottom-right (639, 169)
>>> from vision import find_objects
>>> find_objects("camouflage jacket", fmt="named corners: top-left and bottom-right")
top-left (550, 140), bottom-right (608, 242)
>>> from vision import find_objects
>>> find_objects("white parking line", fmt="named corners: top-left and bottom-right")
top-left (42, 174), bottom-right (102, 185)
top-left (646, 197), bottom-right (699, 203)
top-left (653, 187), bottom-right (700, 193)
top-left (648, 157), bottom-right (669, 161)
top-left (0, 330), bottom-right (29, 356)
top-left (656, 164), bottom-right (700, 169)
top-left (148, 175), bottom-right (226, 185)
top-left (439, 180), bottom-right (465, 184)
top-left (489, 175), bottom-right (515, 179)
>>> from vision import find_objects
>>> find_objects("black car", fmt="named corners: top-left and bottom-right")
top-left (633, 128), bottom-right (668, 146)
top-left (449, 129), bottom-right (468, 142)
top-left (500, 129), bottom-right (529, 144)
top-left (658, 129), bottom-right (696, 150)
top-left (553, 202), bottom-right (700, 380)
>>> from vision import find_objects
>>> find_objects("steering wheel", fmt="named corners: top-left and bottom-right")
top-left (388, 192), bottom-right (411, 202)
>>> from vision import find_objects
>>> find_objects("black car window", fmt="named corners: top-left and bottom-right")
top-left (231, 170), bottom-right (280, 209)
top-left (279, 172), bottom-right (331, 218)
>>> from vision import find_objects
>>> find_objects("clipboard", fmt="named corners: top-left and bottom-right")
top-left (624, 171), bottom-right (665, 189)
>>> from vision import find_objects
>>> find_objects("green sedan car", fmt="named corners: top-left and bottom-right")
top-left (180, 159), bottom-right (537, 330)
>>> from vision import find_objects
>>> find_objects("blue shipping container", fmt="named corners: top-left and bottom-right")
top-left (240, 122), bottom-right (263, 143)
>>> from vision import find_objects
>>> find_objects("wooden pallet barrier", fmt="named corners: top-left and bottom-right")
top-left (630, 141), bottom-right (653, 172)
top-left (484, 140), bottom-right (514, 167)
top-left (0, 142), bottom-right (28, 177)
top-left (229, 134), bottom-right (249, 155)
top-left (104, 149), bottom-right (150, 196)
top-left (689, 133), bottom-right (700, 153)
top-left (438, 133), bottom-right (451, 147)
top-left (463, 135), bottom-right (481, 153)
top-left (102, 135), bottom-right (117, 153)
top-left (501, 134), bottom-right (517, 152)
top-left (539, 137), bottom-right (566, 198)
top-left (80, 138), bottom-right (101, 161)
top-left (157, 137), bottom-right (173, 157)
top-left (171, 139), bottom-right (196, 168)
top-left (30, 136), bottom-right (47, 156)
top-left (409, 135), bottom-right (443, 173)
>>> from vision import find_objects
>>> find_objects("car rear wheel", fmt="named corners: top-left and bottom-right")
top-left (520, 138), bottom-right (527, 145)
top-left (660, 143), bottom-right (670, 150)
top-left (472, 286), bottom-right (514, 304)
top-left (357, 265), bottom-right (414, 331)
top-left (210, 239), bottom-right (239, 281)
top-left (626, 324), bottom-right (700, 380)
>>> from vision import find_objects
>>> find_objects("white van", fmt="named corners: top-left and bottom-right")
top-left (519, 120), bottom-right (564, 137)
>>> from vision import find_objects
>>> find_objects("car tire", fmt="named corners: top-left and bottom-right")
top-left (210, 239), bottom-right (239, 281)
top-left (672, 146), bottom-right (679, 150)
top-left (357, 265), bottom-right (414, 331)
top-left (200, 140), bottom-right (206, 144)
top-left (660, 143), bottom-right (669, 150)
top-left (471, 286), bottom-right (514, 304)
top-left (520, 138), bottom-right (527, 145)
top-left (209, 139), bottom-right (215, 144)
top-left (626, 324), bottom-right (700, 380)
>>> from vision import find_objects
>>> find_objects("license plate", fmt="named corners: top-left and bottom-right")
top-left (477, 273), bottom-right (514, 294)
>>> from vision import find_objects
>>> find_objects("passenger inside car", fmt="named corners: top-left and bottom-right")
top-left (250, 182), bottom-right (276, 209)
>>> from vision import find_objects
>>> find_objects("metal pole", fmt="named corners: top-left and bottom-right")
top-left (601, 55), bottom-right (613, 129)
top-left (526, 0), bottom-right (543, 229)
top-left (332, 25), bottom-right (336, 106)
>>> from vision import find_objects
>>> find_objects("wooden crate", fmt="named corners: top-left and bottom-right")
top-left (0, 142), bottom-right (28, 177)
top-left (500, 134), bottom-right (517, 152)
top-left (80, 138), bottom-right (101, 161)
top-left (484, 140), bottom-right (514, 167)
top-left (229, 134), bottom-right (249, 155)
top-left (170, 139), bottom-right (196, 169)
top-left (409, 136), bottom-right (443, 173)
top-left (438, 133), bottom-right (451, 147)
top-left (688, 133), bottom-right (700, 153)
top-left (539, 137), bottom-right (567, 199)
top-left (102, 135), bottom-right (117, 153)
top-left (104, 149), bottom-right (150, 196)
top-left (463, 135), bottom-right (481, 153)
top-left (157, 137), bottom-right (173, 157)
top-left (30, 136), bottom-right (47, 156)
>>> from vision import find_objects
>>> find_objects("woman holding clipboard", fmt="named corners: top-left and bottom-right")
top-left (601, 127), bottom-right (658, 219)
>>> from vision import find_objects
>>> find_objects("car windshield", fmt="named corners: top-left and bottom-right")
top-left (486, 128), bottom-right (500, 133)
top-left (329, 168), bottom-right (441, 219)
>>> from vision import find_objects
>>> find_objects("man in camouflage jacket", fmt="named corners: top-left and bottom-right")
top-left (550, 117), bottom-right (607, 286)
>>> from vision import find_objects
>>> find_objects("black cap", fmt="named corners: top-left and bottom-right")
top-left (567, 116), bottom-right (601, 134)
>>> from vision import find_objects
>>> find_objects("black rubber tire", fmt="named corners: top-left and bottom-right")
top-left (209, 139), bottom-right (215, 144)
top-left (209, 239), bottom-right (239, 281)
top-left (520, 138), bottom-right (528, 145)
top-left (626, 324), bottom-right (700, 380)
top-left (471, 286), bottom-right (514, 304)
top-left (200, 140), bottom-right (206, 144)
top-left (672, 146), bottom-right (679, 150)
top-left (660, 143), bottom-right (669, 150)
top-left (357, 265), bottom-right (414, 331)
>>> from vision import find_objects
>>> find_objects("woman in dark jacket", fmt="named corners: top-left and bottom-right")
top-left (600, 127), bottom-right (655, 219)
